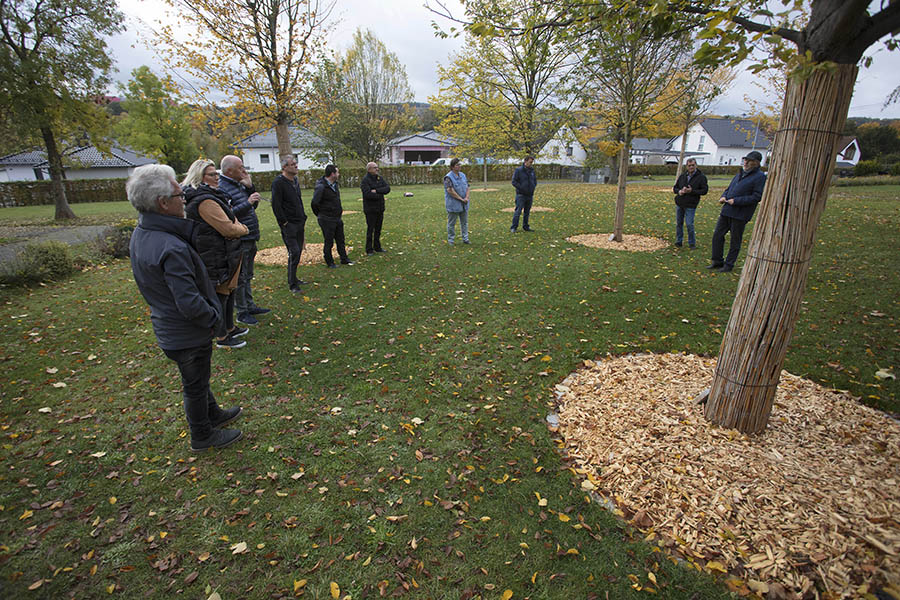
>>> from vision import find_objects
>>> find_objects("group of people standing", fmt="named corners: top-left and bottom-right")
top-left (126, 156), bottom-right (393, 452)
top-left (671, 150), bottom-right (767, 272)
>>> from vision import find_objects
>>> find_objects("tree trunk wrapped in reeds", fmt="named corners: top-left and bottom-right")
top-left (704, 64), bottom-right (857, 433)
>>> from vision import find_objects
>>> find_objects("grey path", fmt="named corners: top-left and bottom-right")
top-left (0, 225), bottom-right (111, 266)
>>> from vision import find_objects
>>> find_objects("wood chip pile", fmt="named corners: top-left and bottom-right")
top-left (554, 353), bottom-right (900, 599)
top-left (256, 244), bottom-right (354, 267)
top-left (500, 206), bottom-right (555, 212)
top-left (566, 233), bottom-right (669, 252)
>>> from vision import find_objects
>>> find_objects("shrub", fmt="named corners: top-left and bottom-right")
top-left (95, 218), bottom-right (137, 259)
top-left (890, 163), bottom-right (900, 176)
top-left (853, 160), bottom-right (881, 176)
top-left (0, 241), bottom-right (75, 285)
top-left (832, 175), bottom-right (900, 187)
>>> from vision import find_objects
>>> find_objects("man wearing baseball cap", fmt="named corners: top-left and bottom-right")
top-left (708, 150), bottom-right (766, 273)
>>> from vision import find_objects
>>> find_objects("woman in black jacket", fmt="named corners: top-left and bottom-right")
top-left (181, 159), bottom-right (250, 348)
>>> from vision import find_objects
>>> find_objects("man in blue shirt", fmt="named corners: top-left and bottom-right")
top-left (708, 151), bottom-right (767, 273)
top-left (444, 158), bottom-right (470, 245)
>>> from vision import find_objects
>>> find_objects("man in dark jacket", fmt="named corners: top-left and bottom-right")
top-left (311, 164), bottom-right (353, 268)
top-left (219, 155), bottom-right (269, 325)
top-left (672, 158), bottom-right (709, 249)
top-left (360, 162), bottom-right (391, 254)
top-left (127, 164), bottom-right (242, 452)
top-left (510, 156), bottom-right (537, 232)
top-left (709, 151), bottom-right (767, 273)
top-left (272, 155), bottom-right (308, 292)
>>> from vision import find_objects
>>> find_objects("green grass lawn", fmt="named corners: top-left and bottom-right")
top-left (0, 182), bottom-right (897, 599)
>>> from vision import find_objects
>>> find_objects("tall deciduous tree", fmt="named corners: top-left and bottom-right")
top-left (115, 66), bottom-right (199, 174)
top-left (153, 0), bottom-right (334, 159)
top-left (430, 0), bottom-right (580, 157)
top-left (450, 0), bottom-right (900, 433)
top-left (0, 0), bottom-right (123, 219)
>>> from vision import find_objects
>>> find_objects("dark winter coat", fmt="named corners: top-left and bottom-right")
top-left (511, 164), bottom-right (538, 198)
top-left (130, 211), bottom-right (220, 351)
top-left (183, 184), bottom-right (244, 286)
top-left (720, 167), bottom-right (767, 222)
top-left (271, 174), bottom-right (307, 227)
top-left (672, 169), bottom-right (709, 209)
top-left (218, 174), bottom-right (260, 241)
top-left (360, 172), bottom-right (391, 213)
top-left (311, 177), bottom-right (343, 221)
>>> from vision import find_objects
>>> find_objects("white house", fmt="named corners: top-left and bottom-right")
top-left (232, 126), bottom-right (330, 171)
top-left (835, 136), bottom-right (861, 168)
top-left (670, 117), bottom-right (772, 167)
top-left (538, 127), bottom-right (587, 166)
top-left (382, 130), bottom-right (457, 165)
top-left (0, 146), bottom-right (156, 181)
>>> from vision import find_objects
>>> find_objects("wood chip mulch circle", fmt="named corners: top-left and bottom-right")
top-left (554, 352), bottom-right (900, 599)
top-left (567, 233), bottom-right (668, 252)
top-left (500, 206), bottom-right (556, 212)
top-left (470, 187), bottom-right (499, 192)
top-left (256, 244), bottom-right (354, 267)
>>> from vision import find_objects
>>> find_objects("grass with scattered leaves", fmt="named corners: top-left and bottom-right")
top-left (0, 182), bottom-right (897, 599)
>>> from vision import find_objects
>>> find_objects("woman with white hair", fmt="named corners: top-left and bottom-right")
top-left (181, 158), bottom-right (249, 349)
top-left (128, 164), bottom-right (243, 452)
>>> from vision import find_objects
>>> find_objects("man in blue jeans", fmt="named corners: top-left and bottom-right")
top-left (510, 155), bottom-right (537, 232)
top-left (672, 158), bottom-right (708, 249)
top-left (219, 155), bottom-right (270, 325)
top-left (127, 164), bottom-right (242, 452)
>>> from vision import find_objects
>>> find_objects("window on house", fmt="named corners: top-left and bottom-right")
top-left (719, 155), bottom-right (724, 165)
top-left (566, 145), bottom-right (574, 157)
top-left (260, 153), bottom-right (270, 165)
top-left (844, 144), bottom-right (856, 160)
top-left (698, 136), bottom-right (705, 151)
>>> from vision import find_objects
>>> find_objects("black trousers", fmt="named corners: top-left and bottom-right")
top-left (711, 214), bottom-right (748, 268)
top-left (215, 292), bottom-right (235, 338)
top-left (280, 221), bottom-right (305, 289)
top-left (364, 209), bottom-right (384, 253)
top-left (317, 217), bottom-right (348, 265)
top-left (162, 344), bottom-right (223, 441)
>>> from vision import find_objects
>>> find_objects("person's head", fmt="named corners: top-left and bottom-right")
top-left (449, 157), bottom-right (462, 172)
top-left (127, 164), bottom-right (184, 217)
top-left (324, 164), bottom-right (339, 181)
top-left (182, 159), bottom-right (218, 189)
top-left (281, 155), bottom-right (299, 177)
top-left (366, 162), bottom-right (379, 175)
top-left (523, 156), bottom-right (534, 168)
top-left (742, 151), bottom-right (762, 171)
top-left (685, 158), bottom-right (697, 173)
top-left (220, 155), bottom-right (247, 180)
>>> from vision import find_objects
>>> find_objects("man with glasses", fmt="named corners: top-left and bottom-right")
top-left (127, 164), bottom-right (243, 452)
top-left (271, 155), bottom-right (308, 292)
top-left (360, 162), bottom-right (391, 255)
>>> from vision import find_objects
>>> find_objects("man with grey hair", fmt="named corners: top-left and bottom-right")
top-left (360, 161), bottom-right (390, 254)
top-left (218, 155), bottom-right (269, 325)
top-left (128, 164), bottom-right (243, 452)
top-left (271, 154), bottom-right (307, 292)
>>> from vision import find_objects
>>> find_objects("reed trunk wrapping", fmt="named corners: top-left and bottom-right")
top-left (704, 63), bottom-right (858, 434)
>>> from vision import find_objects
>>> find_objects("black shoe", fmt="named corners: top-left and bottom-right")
top-left (191, 428), bottom-right (243, 452)
top-left (216, 335), bottom-right (247, 349)
top-left (462, 240), bottom-right (470, 244)
top-left (689, 245), bottom-right (697, 250)
top-left (326, 263), bottom-right (337, 269)
top-left (296, 280), bottom-right (307, 285)
top-left (211, 406), bottom-right (242, 428)
top-left (236, 312), bottom-right (258, 325)
top-left (510, 228), bottom-right (517, 233)
top-left (366, 250), bottom-right (375, 255)
top-left (249, 306), bottom-right (270, 315)
top-left (290, 285), bottom-right (303, 293)
top-left (375, 249), bottom-right (386, 253)
top-left (674, 243), bottom-right (683, 248)
top-left (718, 265), bottom-right (734, 272)
top-left (341, 260), bottom-right (355, 265)
top-left (229, 326), bottom-right (249, 338)
top-left (706, 263), bottom-right (723, 270)
top-left (523, 227), bottom-right (533, 232)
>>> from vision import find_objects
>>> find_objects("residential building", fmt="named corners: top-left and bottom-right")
top-left (669, 117), bottom-right (772, 166)
top-left (382, 130), bottom-right (457, 165)
top-left (0, 146), bottom-right (156, 181)
top-left (231, 126), bottom-right (330, 171)
top-left (538, 127), bottom-right (587, 166)
top-left (835, 136), bottom-right (861, 169)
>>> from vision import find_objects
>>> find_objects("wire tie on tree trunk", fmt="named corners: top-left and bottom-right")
top-left (713, 369), bottom-right (780, 389)
top-left (745, 254), bottom-right (811, 266)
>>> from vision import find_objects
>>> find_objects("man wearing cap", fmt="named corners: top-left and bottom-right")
top-left (708, 150), bottom-right (766, 273)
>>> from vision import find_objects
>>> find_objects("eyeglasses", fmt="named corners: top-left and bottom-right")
top-left (204, 172), bottom-right (219, 178)
top-left (170, 192), bottom-right (185, 200)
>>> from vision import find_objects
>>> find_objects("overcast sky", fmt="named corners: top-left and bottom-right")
top-left (108, 0), bottom-right (900, 120)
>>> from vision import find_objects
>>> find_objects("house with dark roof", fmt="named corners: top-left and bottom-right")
top-left (0, 145), bottom-right (156, 181)
top-left (670, 117), bottom-right (772, 167)
top-left (231, 125), bottom-right (331, 171)
top-left (382, 130), bottom-right (457, 165)
top-left (835, 136), bottom-right (861, 168)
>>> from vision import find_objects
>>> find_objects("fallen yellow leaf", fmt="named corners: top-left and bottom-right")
top-left (501, 590), bottom-right (513, 600)
top-left (558, 513), bottom-right (570, 522)
top-left (330, 581), bottom-right (340, 599)
top-left (294, 579), bottom-right (307, 592)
